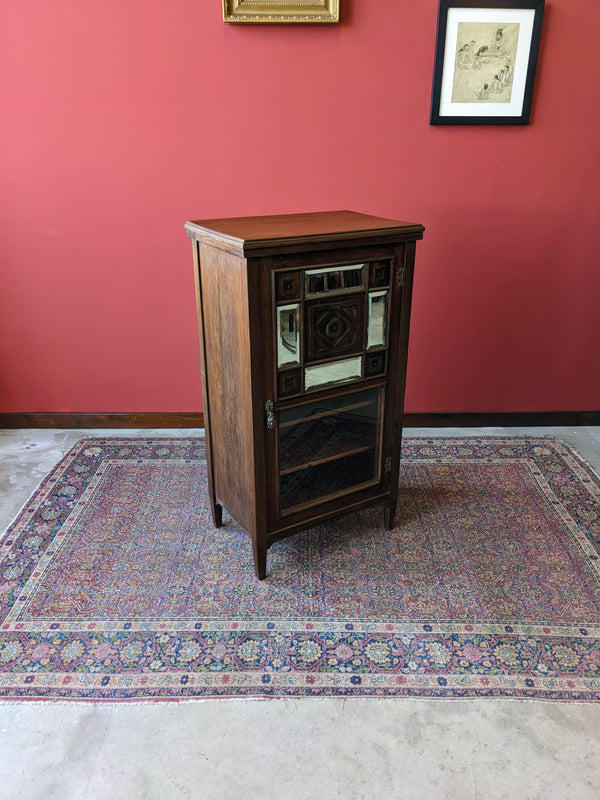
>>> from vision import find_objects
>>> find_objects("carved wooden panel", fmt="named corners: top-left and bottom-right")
top-left (366, 351), bottom-right (387, 377)
top-left (369, 260), bottom-right (391, 288)
top-left (275, 271), bottom-right (301, 302)
top-left (278, 368), bottom-right (302, 398)
top-left (305, 296), bottom-right (365, 362)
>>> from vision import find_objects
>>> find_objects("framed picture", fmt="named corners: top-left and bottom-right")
top-left (222, 0), bottom-right (339, 24)
top-left (430, 0), bottom-right (544, 125)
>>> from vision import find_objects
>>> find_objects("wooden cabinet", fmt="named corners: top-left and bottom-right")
top-left (185, 210), bottom-right (424, 579)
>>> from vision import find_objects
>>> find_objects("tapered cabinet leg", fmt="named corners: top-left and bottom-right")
top-left (211, 499), bottom-right (223, 528)
top-left (384, 502), bottom-right (397, 531)
top-left (252, 537), bottom-right (268, 581)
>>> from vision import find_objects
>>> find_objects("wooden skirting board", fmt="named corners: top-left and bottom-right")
top-left (0, 413), bottom-right (205, 429)
top-left (1, 411), bottom-right (599, 429)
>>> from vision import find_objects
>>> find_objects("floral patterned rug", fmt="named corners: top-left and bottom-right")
top-left (1, 437), bottom-right (600, 701)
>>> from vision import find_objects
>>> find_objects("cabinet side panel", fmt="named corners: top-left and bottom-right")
top-left (198, 243), bottom-right (256, 534)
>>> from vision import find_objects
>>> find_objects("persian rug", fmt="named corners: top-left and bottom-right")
top-left (1, 437), bottom-right (600, 702)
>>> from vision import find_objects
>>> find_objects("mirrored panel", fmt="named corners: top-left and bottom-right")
top-left (367, 291), bottom-right (388, 349)
top-left (304, 356), bottom-right (362, 391)
top-left (277, 304), bottom-right (300, 368)
top-left (305, 264), bottom-right (365, 297)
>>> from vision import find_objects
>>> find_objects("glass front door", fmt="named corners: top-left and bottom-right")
top-left (278, 387), bottom-right (384, 513)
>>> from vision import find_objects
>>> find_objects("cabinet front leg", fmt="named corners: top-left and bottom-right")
top-left (252, 537), bottom-right (268, 581)
top-left (384, 502), bottom-right (397, 531)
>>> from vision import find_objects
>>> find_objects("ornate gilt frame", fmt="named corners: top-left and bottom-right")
top-left (222, 0), bottom-right (339, 24)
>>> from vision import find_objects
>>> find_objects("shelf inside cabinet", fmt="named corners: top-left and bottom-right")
top-left (280, 449), bottom-right (378, 512)
top-left (280, 419), bottom-right (377, 474)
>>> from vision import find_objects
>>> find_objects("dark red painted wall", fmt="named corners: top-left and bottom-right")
top-left (1, 0), bottom-right (599, 414)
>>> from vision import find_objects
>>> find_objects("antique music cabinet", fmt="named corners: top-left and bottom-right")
top-left (185, 211), bottom-right (424, 579)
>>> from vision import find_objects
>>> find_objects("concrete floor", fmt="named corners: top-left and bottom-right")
top-left (1, 426), bottom-right (599, 799)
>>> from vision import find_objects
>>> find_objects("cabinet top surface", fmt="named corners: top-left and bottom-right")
top-left (185, 210), bottom-right (424, 255)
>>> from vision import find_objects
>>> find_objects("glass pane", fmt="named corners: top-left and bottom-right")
top-left (280, 451), bottom-right (377, 512)
top-left (277, 304), bottom-right (300, 367)
top-left (305, 264), bottom-right (365, 297)
top-left (367, 291), bottom-right (388, 349)
top-left (304, 356), bottom-right (362, 391)
top-left (279, 388), bottom-right (382, 511)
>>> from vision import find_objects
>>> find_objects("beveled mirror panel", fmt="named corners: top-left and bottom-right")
top-left (305, 356), bottom-right (362, 391)
top-left (305, 264), bottom-right (364, 297)
top-left (277, 304), bottom-right (300, 368)
top-left (223, 0), bottom-right (339, 24)
top-left (367, 291), bottom-right (388, 350)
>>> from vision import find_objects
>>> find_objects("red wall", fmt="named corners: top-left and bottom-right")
top-left (2, 0), bottom-right (599, 414)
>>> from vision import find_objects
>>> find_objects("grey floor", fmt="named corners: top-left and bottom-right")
top-left (1, 426), bottom-right (600, 800)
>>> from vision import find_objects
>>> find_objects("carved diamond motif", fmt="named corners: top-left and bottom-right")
top-left (305, 296), bottom-right (364, 362)
top-left (315, 307), bottom-right (355, 351)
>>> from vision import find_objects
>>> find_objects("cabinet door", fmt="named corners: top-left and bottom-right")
top-left (262, 246), bottom-right (404, 532)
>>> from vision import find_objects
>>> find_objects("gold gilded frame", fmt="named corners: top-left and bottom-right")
top-left (223, 0), bottom-right (339, 24)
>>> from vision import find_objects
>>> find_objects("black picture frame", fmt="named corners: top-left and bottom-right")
top-left (430, 0), bottom-right (544, 125)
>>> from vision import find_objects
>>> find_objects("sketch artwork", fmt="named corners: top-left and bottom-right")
top-left (452, 22), bottom-right (520, 103)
